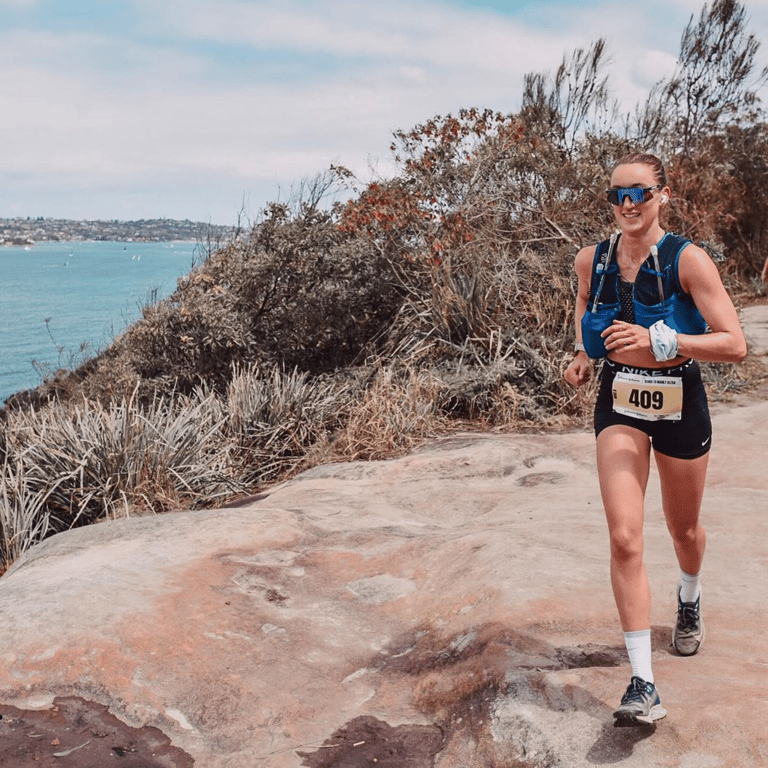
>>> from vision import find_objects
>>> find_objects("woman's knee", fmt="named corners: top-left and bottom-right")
top-left (666, 519), bottom-right (704, 548)
top-left (609, 526), bottom-right (644, 564)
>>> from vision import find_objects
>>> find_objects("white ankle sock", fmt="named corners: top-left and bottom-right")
top-left (623, 629), bottom-right (653, 684)
top-left (679, 569), bottom-right (701, 603)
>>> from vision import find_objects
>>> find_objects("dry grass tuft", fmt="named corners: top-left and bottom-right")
top-left (327, 364), bottom-right (446, 462)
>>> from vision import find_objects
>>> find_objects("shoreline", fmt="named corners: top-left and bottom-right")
top-left (0, 217), bottom-right (233, 246)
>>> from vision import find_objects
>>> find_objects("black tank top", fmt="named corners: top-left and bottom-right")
top-left (618, 279), bottom-right (635, 323)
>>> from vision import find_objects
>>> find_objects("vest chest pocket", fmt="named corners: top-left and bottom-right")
top-left (612, 371), bottom-right (683, 421)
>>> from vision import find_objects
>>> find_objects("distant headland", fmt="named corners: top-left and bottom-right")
top-left (0, 217), bottom-right (234, 246)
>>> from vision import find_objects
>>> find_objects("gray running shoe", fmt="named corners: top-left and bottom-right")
top-left (673, 591), bottom-right (704, 656)
top-left (613, 676), bottom-right (667, 727)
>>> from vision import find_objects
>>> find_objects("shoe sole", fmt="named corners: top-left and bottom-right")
top-left (613, 703), bottom-right (667, 727)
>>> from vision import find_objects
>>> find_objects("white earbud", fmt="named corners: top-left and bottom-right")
top-left (661, 195), bottom-right (668, 203)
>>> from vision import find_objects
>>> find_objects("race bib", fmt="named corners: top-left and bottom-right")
top-left (612, 371), bottom-right (683, 421)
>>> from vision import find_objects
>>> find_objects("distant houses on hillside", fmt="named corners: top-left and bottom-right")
top-left (0, 217), bottom-right (234, 246)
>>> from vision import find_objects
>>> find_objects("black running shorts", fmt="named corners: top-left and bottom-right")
top-left (594, 358), bottom-right (712, 460)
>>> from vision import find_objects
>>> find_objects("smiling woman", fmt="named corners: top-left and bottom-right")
top-left (565, 151), bottom-right (747, 728)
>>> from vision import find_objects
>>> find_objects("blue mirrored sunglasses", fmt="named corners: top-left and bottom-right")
top-left (605, 184), bottom-right (661, 206)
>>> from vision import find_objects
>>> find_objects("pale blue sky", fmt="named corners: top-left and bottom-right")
top-left (1, 0), bottom-right (766, 225)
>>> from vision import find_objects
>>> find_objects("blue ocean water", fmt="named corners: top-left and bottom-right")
top-left (0, 241), bottom-right (201, 402)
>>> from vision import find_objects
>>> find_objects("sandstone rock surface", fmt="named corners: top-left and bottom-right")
top-left (1, 309), bottom-right (767, 768)
top-left (741, 303), bottom-right (768, 360)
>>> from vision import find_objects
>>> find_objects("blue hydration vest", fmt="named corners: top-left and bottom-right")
top-left (581, 232), bottom-right (707, 359)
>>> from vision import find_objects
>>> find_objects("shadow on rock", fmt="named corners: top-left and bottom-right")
top-left (586, 720), bottom-right (659, 764)
top-left (298, 716), bottom-right (445, 768)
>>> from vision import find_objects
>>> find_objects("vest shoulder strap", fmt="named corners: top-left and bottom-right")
top-left (589, 232), bottom-right (692, 298)
top-left (656, 232), bottom-right (692, 295)
top-left (589, 234), bottom-right (619, 301)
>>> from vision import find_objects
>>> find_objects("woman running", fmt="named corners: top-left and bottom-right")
top-left (564, 152), bottom-right (746, 727)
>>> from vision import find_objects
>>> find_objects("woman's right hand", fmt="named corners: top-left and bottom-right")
top-left (564, 352), bottom-right (592, 387)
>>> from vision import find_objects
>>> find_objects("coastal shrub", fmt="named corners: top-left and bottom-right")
top-left (224, 363), bottom-right (350, 485)
top-left (0, 458), bottom-right (57, 572)
top-left (1, 389), bottom-right (238, 531)
top-left (327, 363), bottom-right (446, 461)
top-left (91, 186), bottom-right (405, 398)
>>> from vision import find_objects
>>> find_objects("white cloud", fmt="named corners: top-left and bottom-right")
top-left (157, 0), bottom-right (571, 76)
top-left (1, 0), bottom-right (767, 223)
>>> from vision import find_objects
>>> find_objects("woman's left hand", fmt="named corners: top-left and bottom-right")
top-left (601, 320), bottom-right (650, 352)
